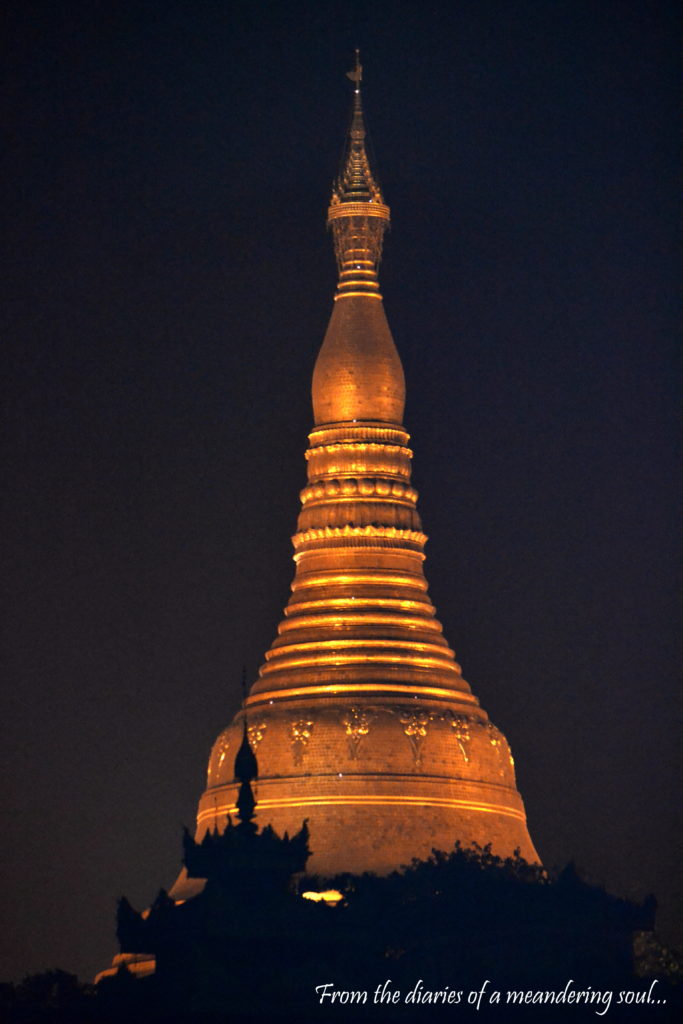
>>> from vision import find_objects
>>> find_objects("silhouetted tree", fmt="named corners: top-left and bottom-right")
top-left (1, 969), bottom-right (96, 1023)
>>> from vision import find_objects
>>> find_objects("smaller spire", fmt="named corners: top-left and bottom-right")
top-left (234, 712), bottom-right (258, 830)
top-left (235, 717), bottom-right (257, 784)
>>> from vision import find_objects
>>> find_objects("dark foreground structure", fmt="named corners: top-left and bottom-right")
top-left (2, 736), bottom-right (679, 1022)
top-left (88, 729), bottom-right (677, 1023)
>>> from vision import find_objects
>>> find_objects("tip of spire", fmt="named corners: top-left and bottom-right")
top-left (346, 48), bottom-right (362, 94)
top-left (331, 50), bottom-right (385, 205)
top-left (327, 51), bottom-right (390, 297)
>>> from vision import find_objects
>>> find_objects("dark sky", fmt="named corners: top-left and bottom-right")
top-left (2, 0), bottom-right (679, 986)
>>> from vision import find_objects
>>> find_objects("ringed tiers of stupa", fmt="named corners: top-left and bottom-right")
top-left (172, 56), bottom-right (538, 898)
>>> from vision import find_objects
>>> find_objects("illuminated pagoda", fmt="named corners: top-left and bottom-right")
top-left (173, 54), bottom-right (539, 899)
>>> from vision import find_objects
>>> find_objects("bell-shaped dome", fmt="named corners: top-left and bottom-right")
top-left (312, 294), bottom-right (405, 425)
top-left (186, 53), bottom-right (540, 884)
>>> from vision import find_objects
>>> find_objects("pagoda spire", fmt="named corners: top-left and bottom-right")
top-left (328, 50), bottom-right (390, 301)
top-left (234, 711), bottom-right (258, 831)
top-left (182, 60), bottom-right (540, 892)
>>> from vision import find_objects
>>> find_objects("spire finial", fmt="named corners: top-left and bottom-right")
top-left (346, 48), bottom-right (362, 94)
top-left (328, 53), bottom-right (390, 300)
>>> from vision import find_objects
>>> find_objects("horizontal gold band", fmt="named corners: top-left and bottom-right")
top-left (306, 442), bottom-right (411, 456)
top-left (300, 493), bottom-right (416, 507)
top-left (334, 291), bottom-right (383, 301)
top-left (308, 425), bottom-right (410, 446)
top-left (198, 795), bottom-right (526, 826)
top-left (247, 682), bottom-right (475, 704)
top-left (261, 652), bottom-right (456, 674)
top-left (265, 637), bottom-right (453, 658)
top-left (336, 279), bottom-right (380, 286)
top-left (293, 525), bottom-right (427, 548)
top-left (285, 597), bottom-right (433, 614)
top-left (306, 449), bottom-right (413, 471)
top-left (327, 201), bottom-right (390, 221)
top-left (294, 550), bottom-right (426, 565)
top-left (290, 572), bottom-right (428, 591)
top-left (277, 612), bottom-right (443, 633)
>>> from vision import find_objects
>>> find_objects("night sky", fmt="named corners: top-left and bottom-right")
top-left (2, 0), bottom-right (679, 986)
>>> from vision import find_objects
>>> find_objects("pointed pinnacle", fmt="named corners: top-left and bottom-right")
top-left (346, 48), bottom-right (362, 91)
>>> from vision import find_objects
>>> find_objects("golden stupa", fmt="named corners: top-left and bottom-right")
top-left (174, 56), bottom-right (538, 896)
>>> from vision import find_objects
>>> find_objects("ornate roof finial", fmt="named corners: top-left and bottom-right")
top-left (346, 48), bottom-right (362, 92)
top-left (235, 669), bottom-right (258, 830)
top-left (235, 717), bottom-right (257, 786)
top-left (234, 719), bottom-right (257, 831)
top-left (328, 52), bottom-right (390, 300)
